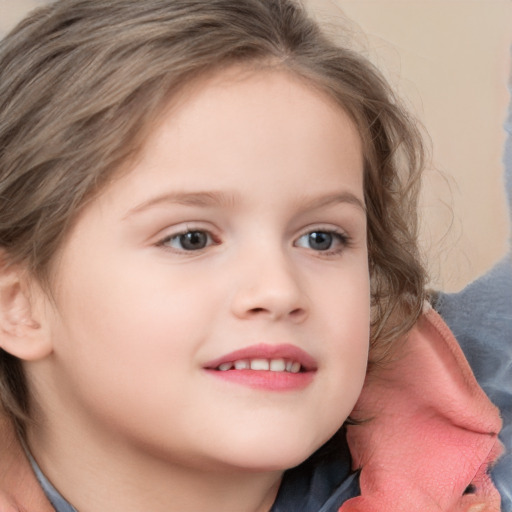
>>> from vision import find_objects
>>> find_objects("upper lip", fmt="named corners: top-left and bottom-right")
top-left (203, 343), bottom-right (317, 371)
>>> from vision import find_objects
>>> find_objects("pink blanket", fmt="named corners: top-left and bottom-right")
top-left (342, 306), bottom-right (503, 511)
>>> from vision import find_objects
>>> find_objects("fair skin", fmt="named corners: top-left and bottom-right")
top-left (18, 68), bottom-right (369, 511)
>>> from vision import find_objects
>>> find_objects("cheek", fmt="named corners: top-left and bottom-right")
top-left (319, 263), bottom-right (370, 392)
top-left (50, 259), bottom-right (223, 391)
top-left (46, 269), bottom-right (210, 433)
top-left (321, 259), bottom-right (371, 336)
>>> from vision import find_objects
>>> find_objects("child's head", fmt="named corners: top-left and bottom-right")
top-left (0, 0), bottom-right (425, 471)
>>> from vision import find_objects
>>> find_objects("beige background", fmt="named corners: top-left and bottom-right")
top-left (1, 0), bottom-right (511, 291)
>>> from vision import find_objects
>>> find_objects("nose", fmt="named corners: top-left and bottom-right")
top-left (230, 248), bottom-right (308, 323)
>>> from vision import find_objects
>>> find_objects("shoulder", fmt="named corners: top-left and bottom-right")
top-left (434, 258), bottom-right (512, 511)
top-left (434, 258), bottom-right (512, 393)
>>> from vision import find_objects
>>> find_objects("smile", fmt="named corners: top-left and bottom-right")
top-left (204, 344), bottom-right (316, 391)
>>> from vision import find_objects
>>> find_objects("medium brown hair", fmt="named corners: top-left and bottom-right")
top-left (0, 0), bottom-right (426, 430)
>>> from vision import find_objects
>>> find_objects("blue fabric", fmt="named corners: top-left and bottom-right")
top-left (271, 437), bottom-right (359, 512)
top-left (272, 469), bottom-right (359, 512)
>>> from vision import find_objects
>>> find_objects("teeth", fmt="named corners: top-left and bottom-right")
top-left (270, 359), bottom-right (286, 372)
top-left (216, 358), bottom-right (302, 373)
top-left (289, 362), bottom-right (301, 374)
top-left (250, 359), bottom-right (269, 371)
top-left (286, 361), bottom-right (301, 373)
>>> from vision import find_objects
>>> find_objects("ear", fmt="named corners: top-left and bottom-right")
top-left (0, 256), bottom-right (52, 361)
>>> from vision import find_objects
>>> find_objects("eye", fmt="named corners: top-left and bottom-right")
top-left (159, 230), bottom-right (215, 251)
top-left (295, 230), bottom-right (349, 253)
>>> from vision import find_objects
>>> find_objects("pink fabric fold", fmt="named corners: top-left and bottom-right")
top-left (342, 306), bottom-right (503, 512)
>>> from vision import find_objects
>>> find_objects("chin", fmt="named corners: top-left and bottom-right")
top-left (214, 433), bottom-right (325, 473)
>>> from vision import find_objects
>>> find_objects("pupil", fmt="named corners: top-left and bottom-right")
top-left (309, 232), bottom-right (332, 250)
top-left (180, 231), bottom-right (207, 250)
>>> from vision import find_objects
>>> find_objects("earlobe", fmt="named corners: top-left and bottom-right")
top-left (0, 258), bottom-right (52, 361)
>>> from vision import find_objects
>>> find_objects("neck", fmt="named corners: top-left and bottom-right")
top-left (27, 422), bottom-right (283, 512)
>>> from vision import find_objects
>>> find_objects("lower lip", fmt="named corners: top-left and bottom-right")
top-left (205, 369), bottom-right (315, 391)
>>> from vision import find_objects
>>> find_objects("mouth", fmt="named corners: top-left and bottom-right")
top-left (215, 358), bottom-right (303, 373)
top-left (203, 344), bottom-right (317, 391)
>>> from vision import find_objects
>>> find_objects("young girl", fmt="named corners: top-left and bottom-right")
top-left (0, 1), bottom-right (505, 511)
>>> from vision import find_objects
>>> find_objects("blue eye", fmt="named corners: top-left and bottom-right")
top-left (161, 230), bottom-right (213, 251)
top-left (295, 230), bottom-right (348, 252)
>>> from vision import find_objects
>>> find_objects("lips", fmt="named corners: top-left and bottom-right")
top-left (203, 343), bottom-right (317, 391)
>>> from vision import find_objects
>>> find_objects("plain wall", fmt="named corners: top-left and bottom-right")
top-left (1, 0), bottom-right (511, 291)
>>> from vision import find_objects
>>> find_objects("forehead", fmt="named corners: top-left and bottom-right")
top-left (129, 66), bottom-right (364, 188)
top-left (79, 65), bottom-right (365, 227)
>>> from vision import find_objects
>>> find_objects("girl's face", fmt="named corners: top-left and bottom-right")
top-left (33, 69), bottom-right (370, 473)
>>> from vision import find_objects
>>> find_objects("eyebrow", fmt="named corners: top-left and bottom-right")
top-left (125, 191), bottom-right (237, 218)
top-left (297, 192), bottom-right (366, 214)
top-left (124, 189), bottom-right (366, 218)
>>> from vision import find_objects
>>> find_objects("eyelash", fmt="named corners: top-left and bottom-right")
top-left (294, 229), bottom-right (351, 256)
top-left (156, 227), bottom-right (351, 255)
top-left (156, 228), bottom-right (219, 253)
